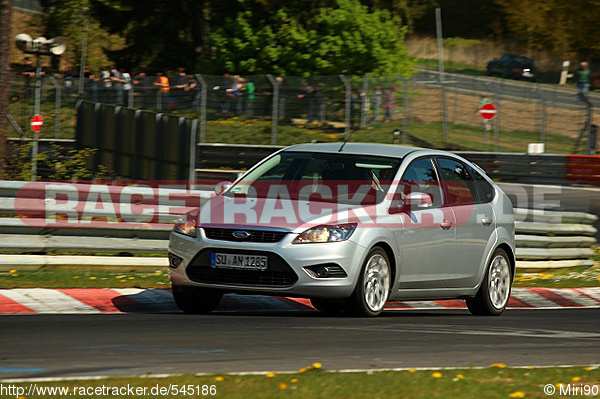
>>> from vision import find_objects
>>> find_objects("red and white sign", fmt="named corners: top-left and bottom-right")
top-left (479, 103), bottom-right (497, 120)
top-left (30, 114), bottom-right (44, 132)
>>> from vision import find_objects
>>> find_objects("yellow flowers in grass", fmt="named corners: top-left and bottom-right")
top-left (279, 383), bottom-right (288, 390)
top-left (266, 372), bottom-right (275, 378)
top-left (572, 376), bottom-right (581, 382)
top-left (312, 362), bottom-right (322, 369)
top-left (509, 391), bottom-right (525, 398)
top-left (431, 372), bottom-right (443, 378)
top-left (214, 376), bottom-right (224, 382)
top-left (492, 363), bottom-right (507, 369)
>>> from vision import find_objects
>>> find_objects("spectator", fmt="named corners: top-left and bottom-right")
top-left (99, 67), bottom-right (112, 103)
top-left (187, 75), bottom-right (201, 112)
top-left (154, 72), bottom-right (170, 109)
top-left (227, 76), bottom-right (244, 115)
top-left (477, 94), bottom-right (493, 131)
top-left (84, 68), bottom-right (98, 101)
top-left (381, 86), bottom-right (396, 123)
top-left (245, 78), bottom-right (255, 116)
top-left (120, 69), bottom-right (133, 106)
top-left (133, 71), bottom-right (153, 108)
top-left (370, 87), bottom-right (382, 123)
top-left (110, 66), bottom-right (123, 104)
top-left (172, 67), bottom-right (189, 109)
top-left (575, 61), bottom-right (591, 103)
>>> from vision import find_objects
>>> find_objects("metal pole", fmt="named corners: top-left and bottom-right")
top-left (78, 9), bottom-right (89, 97)
top-left (339, 75), bottom-right (351, 140)
top-left (361, 75), bottom-right (368, 128)
top-left (195, 74), bottom-right (207, 143)
top-left (266, 74), bottom-right (279, 145)
top-left (435, 5), bottom-right (449, 145)
top-left (31, 55), bottom-right (41, 181)
top-left (49, 76), bottom-right (61, 138)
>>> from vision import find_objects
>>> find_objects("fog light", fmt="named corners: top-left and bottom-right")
top-left (168, 253), bottom-right (183, 268)
top-left (316, 266), bottom-right (330, 278)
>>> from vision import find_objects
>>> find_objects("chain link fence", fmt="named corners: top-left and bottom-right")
top-left (7, 68), bottom-right (599, 154)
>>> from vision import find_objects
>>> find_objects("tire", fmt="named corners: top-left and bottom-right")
top-left (310, 298), bottom-right (346, 315)
top-left (172, 285), bottom-right (223, 314)
top-left (466, 248), bottom-right (512, 316)
top-left (347, 247), bottom-right (391, 317)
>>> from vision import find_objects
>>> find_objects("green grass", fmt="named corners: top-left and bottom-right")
top-left (190, 117), bottom-right (577, 154)
top-left (1, 265), bottom-right (598, 289)
top-left (6, 365), bottom-right (599, 398)
top-left (0, 269), bottom-right (169, 289)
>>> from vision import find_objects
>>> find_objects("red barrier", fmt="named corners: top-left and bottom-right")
top-left (567, 155), bottom-right (600, 185)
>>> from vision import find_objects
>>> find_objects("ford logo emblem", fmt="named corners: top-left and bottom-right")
top-left (232, 231), bottom-right (251, 239)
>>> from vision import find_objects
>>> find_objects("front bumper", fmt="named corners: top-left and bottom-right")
top-left (168, 227), bottom-right (366, 299)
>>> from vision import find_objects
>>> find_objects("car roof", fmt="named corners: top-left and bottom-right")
top-left (283, 142), bottom-right (441, 158)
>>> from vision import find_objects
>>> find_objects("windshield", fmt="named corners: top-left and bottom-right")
top-left (225, 151), bottom-right (402, 205)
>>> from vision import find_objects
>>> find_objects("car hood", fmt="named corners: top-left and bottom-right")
top-left (197, 194), bottom-right (380, 232)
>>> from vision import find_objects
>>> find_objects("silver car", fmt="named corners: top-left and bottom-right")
top-left (168, 143), bottom-right (515, 317)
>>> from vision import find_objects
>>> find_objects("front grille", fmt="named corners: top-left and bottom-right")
top-left (186, 249), bottom-right (298, 287)
top-left (203, 228), bottom-right (288, 243)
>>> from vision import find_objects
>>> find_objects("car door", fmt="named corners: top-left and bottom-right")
top-left (435, 157), bottom-right (495, 288)
top-left (394, 157), bottom-right (456, 289)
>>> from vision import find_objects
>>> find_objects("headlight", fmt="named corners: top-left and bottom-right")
top-left (293, 223), bottom-right (357, 244)
top-left (173, 214), bottom-right (197, 237)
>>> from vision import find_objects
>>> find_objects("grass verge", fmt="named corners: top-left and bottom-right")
top-left (1, 266), bottom-right (598, 289)
top-left (5, 365), bottom-right (599, 399)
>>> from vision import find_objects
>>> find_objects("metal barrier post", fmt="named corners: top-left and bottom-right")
top-left (266, 74), bottom-right (279, 145)
top-left (339, 75), bottom-right (351, 140)
top-left (195, 74), bottom-right (207, 143)
top-left (361, 75), bottom-right (368, 128)
top-left (395, 73), bottom-right (409, 144)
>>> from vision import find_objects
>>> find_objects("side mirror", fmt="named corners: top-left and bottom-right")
top-left (214, 181), bottom-right (232, 195)
top-left (389, 192), bottom-right (433, 214)
top-left (405, 192), bottom-right (433, 209)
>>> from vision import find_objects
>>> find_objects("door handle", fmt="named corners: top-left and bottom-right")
top-left (481, 217), bottom-right (493, 226)
top-left (440, 220), bottom-right (453, 230)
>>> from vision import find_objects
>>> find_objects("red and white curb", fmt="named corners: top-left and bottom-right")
top-left (0, 287), bottom-right (599, 314)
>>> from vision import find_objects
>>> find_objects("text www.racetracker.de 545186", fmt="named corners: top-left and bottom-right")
top-left (0, 383), bottom-right (217, 397)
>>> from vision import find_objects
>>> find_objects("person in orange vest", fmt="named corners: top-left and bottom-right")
top-left (154, 72), bottom-right (170, 109)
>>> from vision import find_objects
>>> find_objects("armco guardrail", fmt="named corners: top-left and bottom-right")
top-left (193, 144), bottom-right (600, 186)
top-left (1, 181), bottom-right (597, 271)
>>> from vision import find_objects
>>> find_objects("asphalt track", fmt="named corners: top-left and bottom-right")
top-left (0, 308), bottom-right (598, 379)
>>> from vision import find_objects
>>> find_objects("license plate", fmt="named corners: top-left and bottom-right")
top-left (210, 253), bottom-right (268, 271)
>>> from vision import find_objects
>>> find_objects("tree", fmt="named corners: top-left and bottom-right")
top-left (495, 0), bottom-right (600, 59)
top-left (0, 0), bottom-right (11, 179)
top-left (209, 0), bottom-right (414, 76)
top-left (39, 0), bottom-right (125, 72)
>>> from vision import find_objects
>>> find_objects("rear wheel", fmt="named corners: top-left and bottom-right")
top-left (466, 248), bottom-right (512, 316)
top-left (347, 247), bottom-right (391, 317)
top-left (172, 285), bottom-right (223, 314)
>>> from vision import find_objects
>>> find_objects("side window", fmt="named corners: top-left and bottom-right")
top-left (399, 157), bottom-right (443, 208)
top-left (468, 164), bottom-right (495, 203)
top-left (436, 157), bottom-right (478, 206)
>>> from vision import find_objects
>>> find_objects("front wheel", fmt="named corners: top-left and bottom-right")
top-left (172, 285), bottom-right (223, 314)
top-left (347, 247), bottom-right (391, 317)
top-left (466, 248), bottom-right (512, 316)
